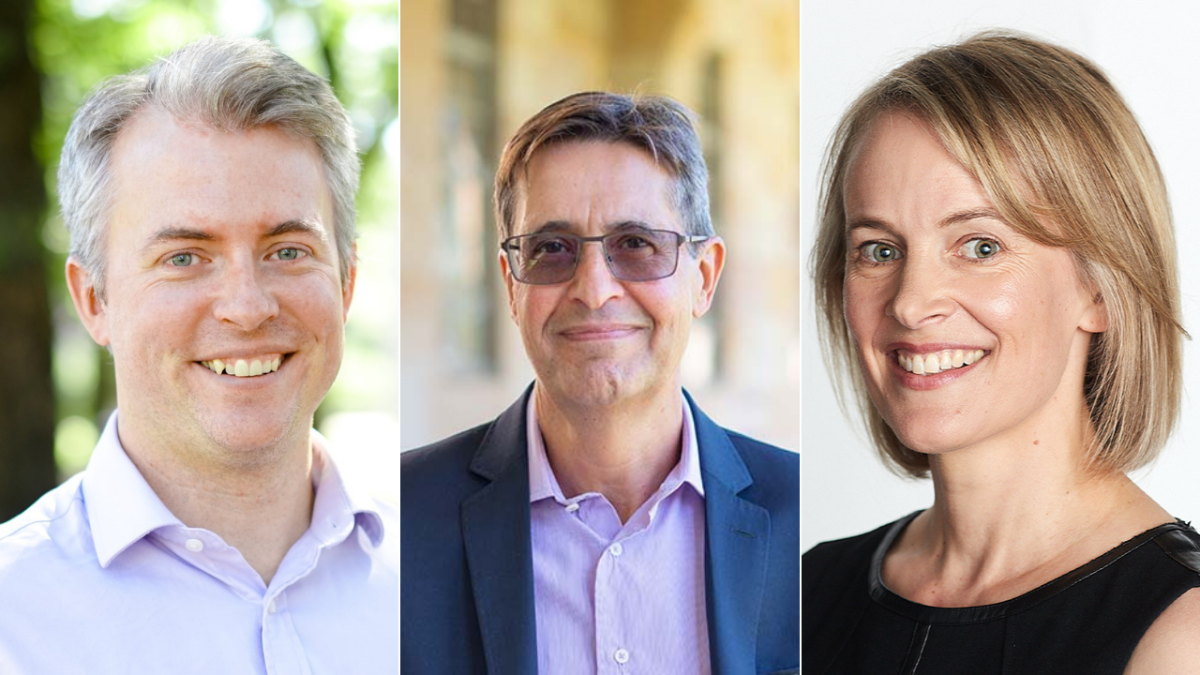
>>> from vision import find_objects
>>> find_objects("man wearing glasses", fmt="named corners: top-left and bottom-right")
top-left (402, 92), bottom-right (798, 674)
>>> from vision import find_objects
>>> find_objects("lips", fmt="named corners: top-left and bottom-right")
top-left (557, 324), bottom-right (643, 340)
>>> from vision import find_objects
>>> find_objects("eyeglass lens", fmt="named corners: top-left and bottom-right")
top-left (509, 230), bottom-right (681, 284)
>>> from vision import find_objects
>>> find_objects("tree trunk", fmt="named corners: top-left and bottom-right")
top-left (0, 0), bottom-right (56, 521)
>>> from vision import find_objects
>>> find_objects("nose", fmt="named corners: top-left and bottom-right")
top-left (885, 255), bottom-right (955, 329)
top-left (567, 240), bottom-right (624, 309)
top-left (212, 255), bottom-right (279, 330)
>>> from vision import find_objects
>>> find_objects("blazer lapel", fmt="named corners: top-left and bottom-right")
top-left (690, 393), bottom-right (771, 675)
top-left (461, 390), bottom-right (539, 675)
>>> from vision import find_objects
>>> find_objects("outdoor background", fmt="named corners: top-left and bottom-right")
top-left (803, 0), bottom-right (1200, 550)
top-left (0, 0), bottom-right (398, 522)
top-left (400, 0), bottom-right (800, 452)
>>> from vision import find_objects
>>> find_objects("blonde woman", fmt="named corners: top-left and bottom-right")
top-left (804, 33), bottom-right (1200, 673)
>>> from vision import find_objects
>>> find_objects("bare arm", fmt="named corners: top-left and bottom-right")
top-left (1125, 587), bottom-right (1200, 674)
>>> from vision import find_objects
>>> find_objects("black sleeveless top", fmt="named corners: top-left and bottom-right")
top-left (803, 512), bottom-right (1200, 674)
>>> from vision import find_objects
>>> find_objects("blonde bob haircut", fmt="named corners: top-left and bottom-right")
top-left (812, 32), bottom-right (1184, 478)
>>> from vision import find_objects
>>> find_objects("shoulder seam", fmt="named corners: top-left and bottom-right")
top-left (1154, 526), bottom-right (1200, 576)
top-left (0, 492), bottom-right (86, 545)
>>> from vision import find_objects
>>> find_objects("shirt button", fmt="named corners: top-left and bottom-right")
top-left (565, 502), bottom-right (580, 513)
top-left (267, 599), bottom-right (277, 614)
top-left (185, 539), bottom-right (204, 553)
top-left (609, 542), bottom-right (623, 557)
top-left (613, 648), bottom-right (630, 664)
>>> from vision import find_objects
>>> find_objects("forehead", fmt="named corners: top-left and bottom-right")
top-left (107, 107), bottom-right (332, 239)
top-left (515, 140), bottom-right (679, 234)
top-left (843, 112), bottom-right (991, 220)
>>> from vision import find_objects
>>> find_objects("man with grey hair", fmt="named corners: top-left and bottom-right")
top-left (0, 37), bottom-right (396, 673)
top-left (402, 92), bottom-right (798, 674)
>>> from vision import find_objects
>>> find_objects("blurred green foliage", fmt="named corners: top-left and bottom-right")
top-left (32, 0), bottom-right (398, 477)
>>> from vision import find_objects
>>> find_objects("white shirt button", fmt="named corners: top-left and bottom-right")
top-left (613, 648), bottom-right (630, 664)
top-left (267, 599), bottom-right (277, 614)
top-left (184, 539), bottom-right (204, 553)
top-left (609, 542), bottom-right (623, 557)
top-left (565, 502), bottom-right (580, 513)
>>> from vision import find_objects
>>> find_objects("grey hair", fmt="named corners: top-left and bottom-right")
top-left (59, 36), bottom-right (359, 297)
top-left (494, 91), bottom-right (712, 245)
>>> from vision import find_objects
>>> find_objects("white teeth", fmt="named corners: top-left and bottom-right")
top-left (200, 355), bottom-right (283, 378)
top-left (898, 349), bottom-right (985, 376)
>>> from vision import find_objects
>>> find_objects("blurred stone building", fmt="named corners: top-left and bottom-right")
top-left (401, 0), bottom-right (798, 449)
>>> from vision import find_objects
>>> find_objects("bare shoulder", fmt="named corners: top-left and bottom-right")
top-left (1124, 586), bottom-right (1200, 674)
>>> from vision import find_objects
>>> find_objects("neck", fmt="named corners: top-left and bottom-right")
top-left (886, 409), bottom-right (1170, 606)
top-left (535, 383), bottom-right (685, 523)
top-left (119, 421), bottom-right (315, 585)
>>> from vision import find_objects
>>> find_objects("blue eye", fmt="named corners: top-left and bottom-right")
top-left (168, 253), bottom-right (195, 267)
top-left (274, 248), bottom-right (305, 261)
top-left (861, 242), bottom-right (901, 263)
top-left (961, 238), bottom-right (1000, 259)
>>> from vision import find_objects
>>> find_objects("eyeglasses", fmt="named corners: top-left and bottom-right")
top-left (501, 228), bottom-right (711, 285)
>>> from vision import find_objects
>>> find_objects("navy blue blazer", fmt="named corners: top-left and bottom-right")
top-left (401, 388), bottom-right (799, 674)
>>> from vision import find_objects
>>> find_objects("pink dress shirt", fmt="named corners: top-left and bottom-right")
top-left (527, 395), bottom-right (711, 674)
top-left (0, 412), bottom-right (398, 674)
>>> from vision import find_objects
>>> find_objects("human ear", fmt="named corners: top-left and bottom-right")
top-left (499, 249), bottom-right (518, 323)
top-left (341, 244), bottom-right (358, 321)
top-left (692, 237), bottom-right (726, 318)
top-left (1080, 291), bottom-right (1107, 333)
top-left (65, 257), bottom-right (110, 346)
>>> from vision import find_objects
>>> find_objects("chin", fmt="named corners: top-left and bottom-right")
top-left (547, 365), bottom-right (638, 408)
top-left (195, 406), bottom-right (305, 458)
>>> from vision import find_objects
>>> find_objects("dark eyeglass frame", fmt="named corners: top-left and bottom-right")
top-left (500, 228), bottom-right (712, 285)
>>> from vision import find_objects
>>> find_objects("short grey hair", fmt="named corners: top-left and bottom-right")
top-left (494, 92), bottom-right (712, 245)
top-left (59, 36), bottom-right (359, 297)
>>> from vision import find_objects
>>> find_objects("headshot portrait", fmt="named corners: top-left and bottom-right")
top-left (400, 2), bottom-right (799, 673)
top-left (802, 3), bottom-right (1200, 672)
top-left (0, 5), bottom-right (399, 671)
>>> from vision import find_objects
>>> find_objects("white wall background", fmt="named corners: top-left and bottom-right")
top-left (802, 0), bottom-right (1200, 550)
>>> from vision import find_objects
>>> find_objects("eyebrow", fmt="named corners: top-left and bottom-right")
top-left (846, 208), bottom-right (1005, 233)
top-left (265, 219), bottom-right (329, 241)
top-left (526, 220), bottom-right (658, 235)
top-left (141, 219), bottom-right (328, 253)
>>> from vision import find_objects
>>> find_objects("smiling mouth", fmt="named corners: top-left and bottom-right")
top-left (198, 354), bottom-right (286, 378)
top-left (897, 349), bottom-right (986, 376)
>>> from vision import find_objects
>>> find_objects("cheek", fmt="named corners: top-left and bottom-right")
top-left (282, 277), bottom-right (347, 332)
top-left (843, 275), bottom-right (885, 344)
top-left (512, 287), bottom-right (556, 335)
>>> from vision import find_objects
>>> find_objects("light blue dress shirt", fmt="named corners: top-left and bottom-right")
top-left (0, 413), bottom-right (398, 674)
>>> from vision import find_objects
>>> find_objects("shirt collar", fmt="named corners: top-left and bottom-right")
top-left (83, 412), bottom-right (386, 568)
top-left (82, 412), bottom-right (183, 568)
top-left (309, 429), bottom-right (386, 547)
top-left (526, 391), bottom-right (705, 504)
